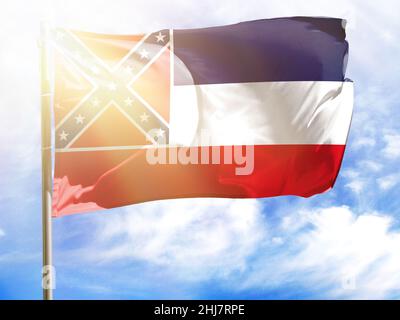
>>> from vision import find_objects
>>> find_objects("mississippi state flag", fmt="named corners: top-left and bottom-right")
top-left (51, 17), bottom-right (353, 217)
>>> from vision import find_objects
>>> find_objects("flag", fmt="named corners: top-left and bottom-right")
top-left (51, 17), bottom-right (353, 217)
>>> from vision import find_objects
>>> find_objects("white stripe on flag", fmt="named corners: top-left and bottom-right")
top-left (170, 81), bottom-right (353, 146)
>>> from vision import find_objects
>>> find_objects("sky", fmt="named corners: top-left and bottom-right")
top-left (0, 0), bottom-right (400, 299)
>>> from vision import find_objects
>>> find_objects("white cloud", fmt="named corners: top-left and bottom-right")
top-left (341, 169), bottom-right (360, 179)
top-left (341, 158), bottom-right (396, 198)
top-left (84, 198), bottom-right (266, 279)
top-left (383, 134), bottom-right (400, 159)
top-left (61, 203), bottom-right (400, 299)
top-left (352, 137), bottom-right (376, 150)
top-left (241, 206), bottom-right (400, 299)
top-left (0, 228), bottom-right (5, 238)
top-left (345, 179), bottom-right (365, 194)
top-left (377, 174), bottom-right (400, 191)
top-left (342, 169), bottom-right (365, 195)
top-left (359, 160), bottom-right (382, 172)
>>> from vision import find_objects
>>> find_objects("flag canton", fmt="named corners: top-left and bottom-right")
top-left (52, 28), bottom-right (171, 150)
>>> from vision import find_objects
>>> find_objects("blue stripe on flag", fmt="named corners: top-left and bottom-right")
top-left (173, 17), bottom-right (348, 85)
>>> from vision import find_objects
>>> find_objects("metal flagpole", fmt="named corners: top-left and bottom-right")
top-left (40, 21), bottom-right (54, 300)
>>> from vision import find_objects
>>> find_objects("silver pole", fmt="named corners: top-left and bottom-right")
top-left (40, 21), bottom-right (54, 300)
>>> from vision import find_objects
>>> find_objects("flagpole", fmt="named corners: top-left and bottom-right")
top-left (40, 21), bottom-right (54, 300)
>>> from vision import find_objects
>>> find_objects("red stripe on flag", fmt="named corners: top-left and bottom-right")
top-left (53, 145), bottom-right (346, 217)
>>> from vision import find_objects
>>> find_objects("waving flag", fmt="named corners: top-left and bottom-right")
top-left (51, 17), bottom-right (353, 217)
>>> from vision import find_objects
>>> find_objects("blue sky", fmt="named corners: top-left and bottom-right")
top-left (1, 0), bottom-right (400, 299)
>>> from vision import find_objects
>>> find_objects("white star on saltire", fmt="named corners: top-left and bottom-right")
top-left (156, 128), bottom-right (165, 138)
top-left (91, 98), bottom-right (101, 107)
top-left (155, 32), bottom-right (166, 43)
top-left (139, 48), bottom-right (149, 59)
top-left (140, 113), bottom-right (150, 122)
top-left (124, 97), bottom-right (134, 106)
top-left (108, 82), bottom-right (117, 91)
top-left (74, 114), bottom-right (85, 124)
top-left (59, 130), bottom-right (69, 141)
